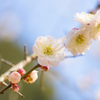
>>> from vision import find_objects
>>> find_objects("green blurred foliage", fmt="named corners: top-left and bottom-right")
top-left (0, 41), bottom-right (54, 100)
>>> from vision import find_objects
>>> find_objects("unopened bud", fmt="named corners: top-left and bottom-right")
top-left (24, 70), bottom-right (38, 84)
top-left (41, 65), bottom-right (49, 71)
top-left (73, 28), bottom-right (78, 30)
top-left (8, 72), bottom-right (21, 84)
top-left (11, 84), bottom-right (19, 92)
top-left (17, 68), bottom-right (26, 76)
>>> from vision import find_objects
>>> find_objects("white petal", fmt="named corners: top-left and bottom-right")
top-left (38, 57), bottom-right (59, 67)
top-left (48, 60), bottom-right (59, 67)
top-left (38, 58), bottom-right (49, 66)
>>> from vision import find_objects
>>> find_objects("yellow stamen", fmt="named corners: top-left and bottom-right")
top-left (76, 35), bottom-right (85, 44)
top-left (43, 44), bottom-right (53, 55)
top-left (97, 23), bottom-right (100, 29)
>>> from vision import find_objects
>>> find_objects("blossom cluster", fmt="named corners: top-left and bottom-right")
top-left (6, 9), bottom-right (100, 94)
top-left (33, 9), bottom-right (100, 67)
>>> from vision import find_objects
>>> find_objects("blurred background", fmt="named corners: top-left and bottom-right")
top-left (0, 0), bottom-right (100, 100)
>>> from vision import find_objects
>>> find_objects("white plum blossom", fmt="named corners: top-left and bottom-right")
top-left (89, 9), bottom-right (100, 40)
top-left (65, 28), bottom-right (92, 56)
top-left (8, 72), bottom-right (21, 84)
top-left (74, 12), bottom-right (94, 24)
top-left (33, 35), bottom-right (65, 67)
top-left (74, 9), bottom-right (100, 41)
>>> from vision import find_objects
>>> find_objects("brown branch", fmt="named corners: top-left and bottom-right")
top-left (1, 82), bottom-right (24, 98)
top-left (0, 84), bottom-right (11, 94)
top-left (21, 63), bottom-right (40, 79)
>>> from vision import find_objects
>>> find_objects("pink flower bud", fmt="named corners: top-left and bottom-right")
top-left (8, 72), bottom-right (21, 84)
top-left (41, 65), bottom-right (49, 71)
top-left (17, 68), bottom-right (26, 76)
top-left (73, 28), bottom-right (78, 30)
top-left (11, 84), bottom-right (19, 92)
top-left (24, 70), bottom-right (38, 84)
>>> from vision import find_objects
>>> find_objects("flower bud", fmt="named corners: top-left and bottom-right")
top-left (11, 84), bottom-right (19, 92)
top-left (41, 65), bottom-right (49, 71)
top-left (17, 68), bottom-right (26, 76)
top-left (8, 72), bottom-right (21, 84)
top-left (24, 70), bottom-right (38, 84)
top-left (73, 28), bottom-right (78, 30)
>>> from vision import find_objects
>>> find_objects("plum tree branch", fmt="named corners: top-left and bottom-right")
top-left (0, 63), bottom-right (40, 94)
top-left (0, 53), bottom-right (37, 83)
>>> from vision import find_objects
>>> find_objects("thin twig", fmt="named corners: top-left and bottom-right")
top-left (1, 58), bottom-right (14, 67)
top-left (16, 91), bottom-right (25, 98)
top-left (65, 54), bottom-right (83, 58)
top-left (40, 71), bottom-right (45, 91)
top-left (1, 82), bottom-right (24, 98)
top-left (24, 45), bottom-right (28, 60)
top-left (0, 84), bottom-right (11, 94)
